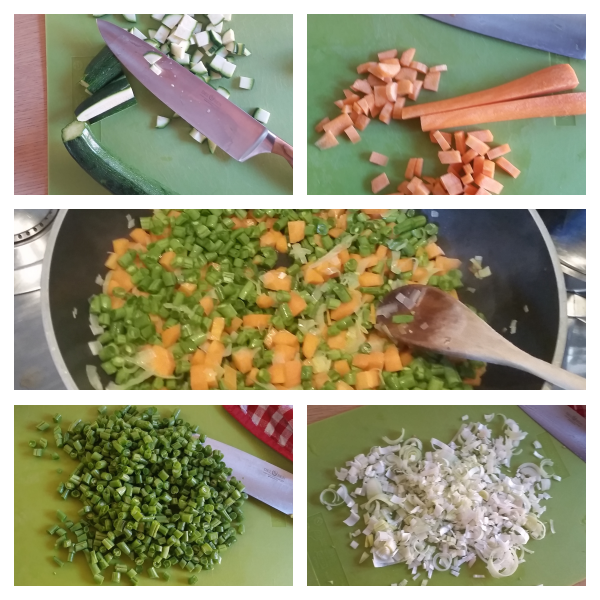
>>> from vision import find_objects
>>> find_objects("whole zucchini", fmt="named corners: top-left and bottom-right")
top-left (62, 121), bottom-right (177, 195)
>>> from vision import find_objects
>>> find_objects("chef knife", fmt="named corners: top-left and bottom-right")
top-left (97, 20), bottom-right (293, 166)
top-left (423, 14), bottom-right (586, 60)
top-left (205, 437), bottom-right (293, 515)
top-left (519, 405), bottom-right (586, 462)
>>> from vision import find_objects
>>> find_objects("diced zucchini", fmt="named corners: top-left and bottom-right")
top-left (175, 53), bottom-right (190, 66)
top-left (122, 14), bottom-right (136, 23)
top-left (193, 23), bottom-right (203, 35)
top-left (191, 49), bottom-right (204, 65)
top-left (156, 116), bottom-right (170, 129)
top-left (151, 14), bottom-right (166, 21)
top-left (148, 29), bottom-right (157, 39)
top-left (209, 71), bottom-right (222, 80)
top-left (209, 55), bottom-right (226, 73)
top-left (160, 43), bottom-right (170, 54)
top-left (225, 42), bottom-right (235, 53)
top-left (207, 139), bottom-right (218, 154)
top-left (216, 46), bottom-right (229, 58)
top-left (154, 25), bottom-right (171, 44)
top-left (150, 64), bottom-right (163, 76)
top-left (170, 43), bottom-right (186, 60)
top-left (220, 61), bottom-right (236, 79)
top-left (190, 61), bottom-right (208, 75)
top-left (128, 27), bottom-right (147, 40)
top-left (206, 22), bottom-right (224, 34)
top-left (145, 40), bottom-right (160, 49)
top-left (162, 14), bottom-right (183, 28)
top-left (207, 14), bottom-right (224, 25)
top-left (144, 52), bottom-right (162, 65)
top-left (254, 108), bottom-right (270, 125)
top-left (189, 128), bottom-right (207, 143)
top-left (209, 30), bottom-right (222, 45)
top-left (173, 15), bottom-right (197, 40)
top-left (235, 43), bottom-right (246, 56)
top-left (238, 76), bottom-right (254, 90)
top-left (216, 87), bottom-right (230, 99)
top-left (195, 31), bottom-right (210, 47)
top-left (243, 48), bottom-right (251, 57)
top-left (223, 14), bottom-right (232, 22)
top-left (222, 29), bottom-right (235, 45)
top-left (168, 33), bottom-right (187, 45)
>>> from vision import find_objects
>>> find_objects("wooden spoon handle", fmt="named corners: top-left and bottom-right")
top-left (513, 352), bottom-right (586, 390)
top-left (272, 137), bottom-right (293, 167)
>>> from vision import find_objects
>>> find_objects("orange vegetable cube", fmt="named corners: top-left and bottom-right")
top-left (284, 361), bottom-right (302, 388)
top-left (268, 364), bottom-right (286, 385)
top-left (384, 345), bottom-right (403, 372)
top-left (112, 238), bottom-right (129, 257)
top-left (288, 221), bottom-right (306, 244)
top-left (334, 360), bottom-right (351, 377)
top-left (273, 330), bottom-right (299, 348)
top-left (302, 333), bottom-right (319, 359)
top-left (356, 370), bottom-right (380, 390)
top-left (161, 324), bottom-right (181, 348)
top-left (232, 348), bottom-right (255, 374)
top-left (359, 272), bottom-right (384, 287)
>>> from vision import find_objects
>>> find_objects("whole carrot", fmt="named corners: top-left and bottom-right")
top-left (402, 64), bottom-right (579, 120)
top-left (420, 92), bottom-right (586, 131)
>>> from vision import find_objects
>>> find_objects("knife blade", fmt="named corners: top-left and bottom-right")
top-left (423, 14), bottom-right (586, 60)
top-left (519, 405), bottom-right (586, 461)
top-left (205, 437), bottom-right (293, 515)
top-left (97, 20), bottom-right (292, 165)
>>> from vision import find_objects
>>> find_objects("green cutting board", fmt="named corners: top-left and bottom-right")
top-left (15, 405), bottom-right (292, 586)
top-left (308, 405), bottom-right (586, 586)
top-left (307, 14), bottom-right (586, 195)
top-left (46, 15), bottom-right (293, 195)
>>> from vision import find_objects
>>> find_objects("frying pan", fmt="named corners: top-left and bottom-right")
top-left (42, 209), bottom-right (567, 390)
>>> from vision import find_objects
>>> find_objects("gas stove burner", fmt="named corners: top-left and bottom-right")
top-left (14, 209), bottom-right (58, 295)
top-left (14, 210), bottom-right (58, 245)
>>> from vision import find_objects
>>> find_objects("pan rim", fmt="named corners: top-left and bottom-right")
top-left (42, 209), bottom-right (569, 391)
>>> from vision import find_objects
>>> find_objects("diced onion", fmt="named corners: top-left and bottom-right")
top-left (89, 314), bottom-right (104, 336)
top-left (88, 341), bottom-right (102, 356)
top-left (86, 365), bottom-right (103, 390)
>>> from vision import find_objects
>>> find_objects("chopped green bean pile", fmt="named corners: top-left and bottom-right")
top-left (88, 209), bottom-right (485, 390)
top-left (46, 406), bottom-right (246, 584)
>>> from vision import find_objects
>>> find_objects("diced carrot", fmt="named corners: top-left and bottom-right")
top-left (356, 97), bottom-right (370, 115)
top-left (368, 352), bottom-right (385, 371)
top-left (130, 228), bottom-right (151, 246)
top-left (408, 80), bottom-right (423, 102)
top-left (403, 64), bottom-right (580, 120)
top-left (384, 345), bottom-right (403, 372)
top-left (466, 134), bottom-right (491, 156)
top-left (487, 143), bottom-right (511, 160)
top-left (438, 150), bottom-right (462, 164)
top-left (495, 156), bottom-right (521, 178)
top-left (440, 173), bottom-right (464, 195)
top-left (354, 114), bottom-right (371, 131)
top-left (352, 354), bottom-right (371, 370)
top-left (199, 296), bottom-right (213, 316)
top-left (405, 158), bottom-right (417, 180)
top-left (385, 82), bottom-right (398, 102)
top-left (463, 163), bottom-right (473, 174)
top-left (268, 364), bottom-right (286, 385)
top-left (273, 330), bottom-right (299, 348)
top-left (344, 125), bottom-right (361, 143)
top-left (447, 163), bottom-right (462, 177)
top-left (205, 340), bottom-right (225, 369)
top-left (357, 61), bottom-right (377, 74)
top-left (392, 98), bottom-right (406, 119)
top-left (367, 73), bottom-right (387, 87)
top-left (379, 102), bottom-right (393, 124)
top-left (330, 290), bottom-right (361, 321)
top-left (255, 294), bottom-right (274, 310)
top-left (242, 314), bottom-right (272, 329)
top-left (322, 113), bottom-right (353, 137)
top-left (304, 268), bottom-right (325, 285)
top-left (273, 344), bottom-right (297, 364)
top-left (230, 349), bottom-right (254, 375)
top-left (356, 370), bottom-right (380, 390)
top-left (191, 365), bottom-right (214, 390)
top-left (461, 148), bottom-right (478, 164)
top-left (395, 68), bottom-right (418, 82)
top-left (161, 324), bottom-right (181, 348)
top-left (420, 92), bottom-right (586, 131)
top-left (209, 317), bottom-right (225, 341)
top-left (221, 364), bottom-right (237, 390)
top-left (368, 62), bottom-right (400, 79)
top-left (111, 268), bottom-right (133, 293)
top-left (430, 64), bottom-right (448, 72)
top-left (400, 47), bottom-right (416, 67)
top-left (104, 253), bottom-right (119, 270)
top-left (482, 160), bottom-right (495, 178)
top-left (370, 152), bottom-right (389, 167)
top-left (464, 184), bottom-right (477, 194)
top-left (263, 270), bottom-right (291, 291)
top-left (475, 187), bottom-right (491, 195)
top-left (359, 272), bottom-right (384, 287)
top-left (315, 130), bottom-right (339, 150)
top-left (431, 130), bottom-right (450, 152)
top-left (112, 238), bottom-right (129, 257)
top-left (409, 60), bottom-right (428, 74)
top-left (469, 130), bottom-right (494, 143)
top-left (191, 349), bottom-right (206, 366)
top-left (370, 103), bottom-right (382, 118)
top-left (327, 331), bottom-right (347, 350)
top-left (436, 256), bottom-right (462, 274)
top-left (426, 70), bottom-right (443, 91)
top-left (474, 174), bottom-right (504, 194)
top-left (425, 242), bottom-right (444, 259)
top-left (334, 99), bottom-right (345, 109)
top-left (454, 131), bottom-right (466, 154)
top-left (374, 86), bottom-right (388, 108)
top-left (159, 250), bottom-right (176, 270)
top-left (315, 117), bottom-right (330, 133)
top-left (313, 372), bottom-right (330, 390)
top-left (288, 292), bottom-right (307, 317)
top-left (378, 49), bottom-right (398, 60)
top-left (413, 158), bottom-right (424, 178)
top-left (333, 360), bottom-right (351, 377)
top-left (371, 173), bottom-right (390, 194)
top-left (284, 361), bottom-right (302, 388)
top-left (275, 233), bottom-right (288, 254)
top-left (111, 296), bottom-right (125, 309)
top-left (473, 156), bottom-right (485, 175)
top-left (461, 173), bottom-right (474, 185)
top-left (407, 176), bottom-right (426, 195)
top-left (288, 221), bottom-right (306, 244)
top-left (364, 93), bottom-right (375, 115)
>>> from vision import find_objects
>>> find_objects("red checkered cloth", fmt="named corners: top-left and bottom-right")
top-left (569, 406), bottom-right (586, 419)
top-left (224, 406), bottom-right (293, 461)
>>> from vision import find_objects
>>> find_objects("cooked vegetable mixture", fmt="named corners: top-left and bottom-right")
top-left (89, 209), bottom-right (486, 390)
top-left (46, 406), bottom-right (246, 584)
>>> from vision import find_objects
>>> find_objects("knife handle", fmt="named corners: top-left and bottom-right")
top-left (272, 137), bottom-right (293, 168)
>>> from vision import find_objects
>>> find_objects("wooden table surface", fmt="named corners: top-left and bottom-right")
top-left (307, 405), bottom-right (585, 586)
top-left (14, 14), bottom-right (48, 195)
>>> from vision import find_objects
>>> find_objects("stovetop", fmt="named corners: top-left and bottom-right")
top-left (13, 209), bottom-right (586, 390)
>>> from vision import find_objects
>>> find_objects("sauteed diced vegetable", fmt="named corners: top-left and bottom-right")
top-left (88, 210), bottom-right (486, 390)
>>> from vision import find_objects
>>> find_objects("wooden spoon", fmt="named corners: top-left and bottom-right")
top-left (376, 285), bottom-right (585, 390)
